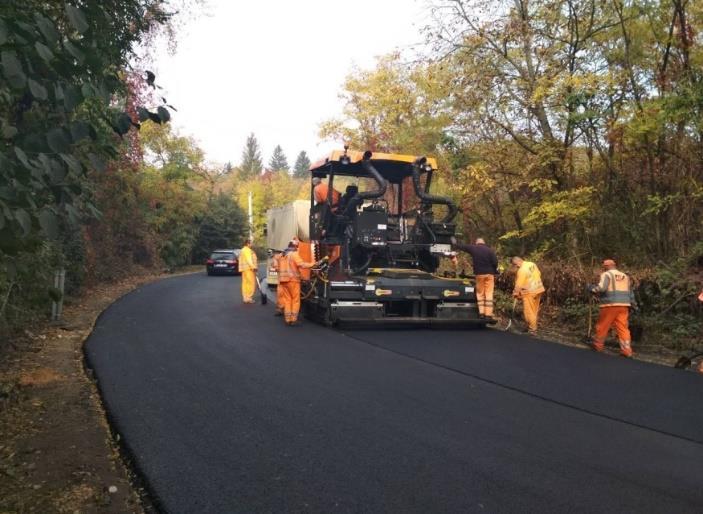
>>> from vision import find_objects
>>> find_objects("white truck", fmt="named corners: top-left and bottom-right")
top-left (265, 200), bottom-right (311, 286)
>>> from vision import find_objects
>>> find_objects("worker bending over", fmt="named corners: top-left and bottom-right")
top-left (312, 177), bottom-right (340, 211)
top-left (588, 259), bottom-right (635, 358)
top-left (511, 256), bottom-right (545, 334)
top-left (239, 239), bottom-right (258, 304)
top-left (451, 236), bottom-right (498, 321)
top-left (277, 239), bottom-right (320, 326)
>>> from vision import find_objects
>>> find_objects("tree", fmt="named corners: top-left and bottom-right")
top-left (193, 193), bottom-right (247, 263)
top-left (293, 151), bottom-right (311, 178)
top-left (239, 133), bottom-right (263, 178)
top-left (318, 54), bottom-right (450, 155)
top-left (268, 145), bottom-right (289, 172)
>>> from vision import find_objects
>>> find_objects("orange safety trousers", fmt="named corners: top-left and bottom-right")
top-left (522, 292), bottom-right (542, 332)
top-left (475, 274), bottom-right (495, 316)
top-left (593, 306), bottom-right (632, 356)
top-left (241, 269), bottom-right (256, 302)
top-left (279, 280), bottom-right (301, 324)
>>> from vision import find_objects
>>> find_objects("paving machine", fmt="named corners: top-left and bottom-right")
top-left (302, 149), bottom-right (485, 327)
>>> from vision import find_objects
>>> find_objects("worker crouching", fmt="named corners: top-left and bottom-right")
top-left (277, 239), bottom-right (317, 326)
top-left (588, 259), bottom-right (636, 358)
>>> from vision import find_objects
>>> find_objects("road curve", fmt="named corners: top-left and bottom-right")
top-left (85, 272), bottom-right (703, 513)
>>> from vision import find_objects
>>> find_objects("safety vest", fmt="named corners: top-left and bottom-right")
top-left (277, 250), bottom-right (304, 283)
top-left (238, 246), bottom-right (257, 272)
top-left (595, 269), bottom-right (633, 307)
top-left (515, 261), bottom-right (545, 295)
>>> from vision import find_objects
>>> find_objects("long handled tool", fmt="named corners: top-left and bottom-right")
top-left (254, 275), bottom-right (267, 305)
top-left (502, 298), bottom-right (518, 331)
top-left (581, 294), bottom-right (594, 344)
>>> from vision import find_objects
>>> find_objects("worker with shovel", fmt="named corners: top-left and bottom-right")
top-left (239, 239), bottom-right (258, 304)
top-left (587, 259), bottom-right (636, 358)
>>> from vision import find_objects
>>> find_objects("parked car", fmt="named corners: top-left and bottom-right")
top-left (206, 249), bottom-right (240, 276)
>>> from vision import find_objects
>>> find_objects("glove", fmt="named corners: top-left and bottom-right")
top-left (586, 285), bottom-right (598, 294)
top-left (450, 236), bottom-right (457, 246)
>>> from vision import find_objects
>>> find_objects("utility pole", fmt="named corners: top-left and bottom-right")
top-left (248, 191), bottom-right (253, 241)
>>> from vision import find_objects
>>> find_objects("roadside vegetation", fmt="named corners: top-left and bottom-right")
top-left (319, 0), bottom-right (703, 350)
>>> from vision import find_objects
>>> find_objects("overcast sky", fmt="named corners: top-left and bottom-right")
top-left (150, 0), bottom-right (428, 169)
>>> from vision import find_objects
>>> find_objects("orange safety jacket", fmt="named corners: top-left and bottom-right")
top-left (279, 250), bottom-right (316, 283)
top-left (593, 269), bottom-right (634, 307)
top-left (238, 246), bottom-right (257, 272)
top-left (314, 183), bottom-right (340, 208)
top-left (514, 261), bottom-right (545, 296)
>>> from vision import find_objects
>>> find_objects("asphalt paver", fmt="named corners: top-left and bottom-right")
top-left (85, 273), bottom-right (703, 513)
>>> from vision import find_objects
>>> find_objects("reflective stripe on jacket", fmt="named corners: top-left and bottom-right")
top-left (238, 246), bottom-right (258, 272)
top-left (595, 269), bottom-right (633, 307)
top-left (515, 261), bottom-right (545, 296)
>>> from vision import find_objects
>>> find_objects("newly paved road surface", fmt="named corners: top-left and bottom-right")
top-left (85, 273), bottom-right (703, 513)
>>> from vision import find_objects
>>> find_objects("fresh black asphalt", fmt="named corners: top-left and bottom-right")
top-left (84, 272), bottom-right (703, 513)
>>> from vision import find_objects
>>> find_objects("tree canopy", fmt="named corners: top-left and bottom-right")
top-left (293, 150), bottom-right (311, 178)
top-left (239, 133), bottom-right (263, 179)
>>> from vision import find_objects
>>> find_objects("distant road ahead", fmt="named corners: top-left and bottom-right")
top-left (85, 272), bottom-right (703, 513)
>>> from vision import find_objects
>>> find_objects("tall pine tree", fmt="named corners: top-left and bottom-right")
top-left (239, 133), bottom-right (263, 179)
top-left (293, 151), bottom-right (311, 178)
top-left (268, 145), bottom-right (289, 172)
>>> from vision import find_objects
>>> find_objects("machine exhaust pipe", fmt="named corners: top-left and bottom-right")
top-left (343, 151), bottom-right (387, 217)
top-left (412, 157), bottom-right (458, 223)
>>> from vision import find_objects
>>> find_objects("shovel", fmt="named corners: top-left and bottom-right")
top-left (254, 275), bottom-right (268, 305)
top-left (501, 298), bottom-right (518, 331)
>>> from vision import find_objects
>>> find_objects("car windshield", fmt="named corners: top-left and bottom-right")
top-left (210, 252), bottom-right (235, 260)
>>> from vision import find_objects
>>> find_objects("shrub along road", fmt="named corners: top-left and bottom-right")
top-left (85, 272), bottom-right (703, 513)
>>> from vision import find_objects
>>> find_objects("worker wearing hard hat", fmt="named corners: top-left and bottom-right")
top-left (238, 239), bottom-right (258, 304)
top-left (587, 259), bottom-right (636, 358)
top-left (312, 177), bottom-right (341, 211)
top-left (277, 239), bottom-right (319, 326)
top-left (451, 237), bottom-right (499, 321)
top-left (511, 256), bottom-right (545, 334)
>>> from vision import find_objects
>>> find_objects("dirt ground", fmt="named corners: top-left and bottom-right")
top-left (0, 268), bottom-right (199, 514)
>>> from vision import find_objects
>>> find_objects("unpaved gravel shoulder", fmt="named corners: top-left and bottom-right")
top-left (0, 267), bottom-right (200, 514)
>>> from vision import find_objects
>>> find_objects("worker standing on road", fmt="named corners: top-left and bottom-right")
top-left (451, 237), bottom-right (499, 321)
top-left (312, 177), bottom-right (341, 211)
top-left (238, 239), bottom-right (258, 304)
top-left (587, 259), bottom-right (636, 358)
top-left (511, 256), bottom-right (545, 334)
top-left (277, 239), bottom-right (318, 326)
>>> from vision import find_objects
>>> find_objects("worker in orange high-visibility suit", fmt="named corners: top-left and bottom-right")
top-left (511, 256), bottom-right (545, 334)
top-left (270, 251), bottom-right (285, 316)
top-left (588, 259), bottom-right (636, 357)
top-left (312, 177), bottom-right (340, 211)
top-left (238, 239), bottom-right (258, 304)
top-left (277, 240), bottom-right (318, 326)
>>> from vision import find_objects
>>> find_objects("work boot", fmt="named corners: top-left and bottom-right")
top-left (274, 310), bottom-right (283, 317)
top-left (485, 316), bottom-right (498, 325)
top-left (591, 341), bottom-right (605, 353)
